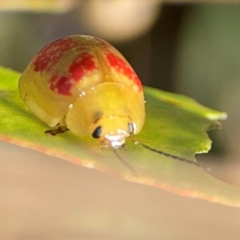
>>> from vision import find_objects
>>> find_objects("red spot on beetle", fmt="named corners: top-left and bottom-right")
top-left (106, 52), bottom-right (142, 91)
top-left (33, 37), bottom-right (80, 72)
top-left (69, 52), bottom-right (96, 81)
top-left (49, 52), bottom-right (96, 96)
top-left (49, 75), bottom-right (73, 95)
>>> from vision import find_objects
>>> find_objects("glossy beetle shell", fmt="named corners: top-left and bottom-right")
top-left (19, 35), bottom-right (145, 148)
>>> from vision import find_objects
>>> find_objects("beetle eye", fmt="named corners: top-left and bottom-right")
top-left (128, 122), bottom-right (135, 134)
top-left (92, 126), bottom-right (102, 138)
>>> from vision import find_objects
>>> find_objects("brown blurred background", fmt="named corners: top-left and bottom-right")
top-left (1, 1), bottom-right (240, 239)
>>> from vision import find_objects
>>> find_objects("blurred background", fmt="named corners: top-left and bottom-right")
top-left (1, 1), bottom-right (240, 239)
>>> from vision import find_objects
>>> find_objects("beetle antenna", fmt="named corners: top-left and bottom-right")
top-left (130, 138), bottom-right (210, 171)
top-left (112, 148), bottom-right (138, 176)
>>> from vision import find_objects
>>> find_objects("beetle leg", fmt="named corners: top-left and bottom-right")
top-left (45, 126), bottom-right (69, 136)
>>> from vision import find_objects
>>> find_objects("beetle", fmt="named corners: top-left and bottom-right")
top-left (19, 35), bottom-right (145, 149)
top-left (19, 35), bottom-right (205, 173)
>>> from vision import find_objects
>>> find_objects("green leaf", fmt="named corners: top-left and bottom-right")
top-left (1, 66), bottom-right (239, 207)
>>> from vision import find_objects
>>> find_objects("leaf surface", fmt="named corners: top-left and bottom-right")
top-left (1, 66), bottom-right (239, 207)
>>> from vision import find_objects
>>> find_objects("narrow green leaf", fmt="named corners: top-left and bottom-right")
top-left (1, 66), bottom-right (239, 207)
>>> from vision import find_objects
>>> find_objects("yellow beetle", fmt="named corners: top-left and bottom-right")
top-left (19, 35), bottom-right (145, 148)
